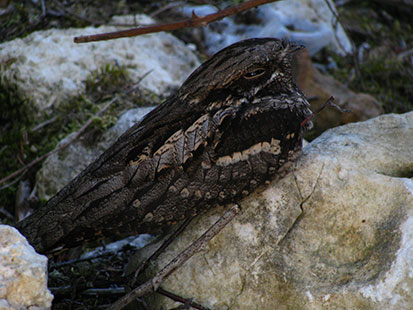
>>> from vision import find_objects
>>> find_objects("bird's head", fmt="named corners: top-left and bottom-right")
top-left (178, 38), bottom-right (305, 105)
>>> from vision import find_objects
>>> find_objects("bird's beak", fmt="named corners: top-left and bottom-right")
top-left (279, 40), bottom-right (305, 61)
top-left (289, 43), bottom-right (305, 54)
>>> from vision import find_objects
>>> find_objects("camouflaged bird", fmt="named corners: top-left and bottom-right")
top-left (17, 38), bottom-right (313, 253)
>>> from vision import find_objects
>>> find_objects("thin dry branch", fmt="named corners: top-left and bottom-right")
top-left (157, 287), bottom-right (211, 310)
top-left (130, 213), bottom-right (196, 286)
top-left (74, 0), bottom-right (281, 43)
top-left (107, 204), bottom-right (240, 310)
top-left (300, 96), bottom-right (351, 128)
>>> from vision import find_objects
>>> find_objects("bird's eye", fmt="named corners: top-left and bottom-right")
top-left (243, 68), bottom-right (266, 79)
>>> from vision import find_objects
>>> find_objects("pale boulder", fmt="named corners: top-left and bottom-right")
top-left (0, 14), bottom-right (199, 114)
top-left (0, 225), bottom-right (53, 310)
top-left (146, 112), bottom-right (413, 310)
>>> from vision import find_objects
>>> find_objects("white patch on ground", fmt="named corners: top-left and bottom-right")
top-left (81, 234), bottom-right (156, 260)
top-left (233, 222), bottom-right (258, 244)
top-left (306, 290), bottom-right (314, 302)
top-left (404, 178), bottom-right (413, 196)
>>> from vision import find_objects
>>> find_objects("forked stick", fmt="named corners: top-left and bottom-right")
top-left (107, 205), bottom-right (240, 310)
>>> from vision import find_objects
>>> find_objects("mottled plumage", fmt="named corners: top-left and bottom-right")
top-left (17, 38), bottom-right (313, 253)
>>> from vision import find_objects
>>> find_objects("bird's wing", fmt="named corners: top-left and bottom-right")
top-left (16, 95), bottom-right (216, 253)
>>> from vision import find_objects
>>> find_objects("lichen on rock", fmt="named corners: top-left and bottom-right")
top-left (0, 225), bottom-right (53, 310)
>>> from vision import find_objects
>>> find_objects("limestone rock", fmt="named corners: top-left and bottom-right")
top-left (36, 107), bottom-right (154, 201)
top-left (0, 14), bottom-right (199, 115)
top-left (0, 225), bottom-right (53, 310)
top-left (145, 112), bottom-right (413, 310)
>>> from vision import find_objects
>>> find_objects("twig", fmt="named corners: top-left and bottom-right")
top-left (130, 214), bottom-right (196, 285)
top-left (301, 96), bottom-right (351, 128)
top-left (82, 288), bottom-right (126, 295)
top-left (107, 205), bottom-right (240, 310)
top-left (49, 285), bottom-right (73, 296)
top-left (53, 1), bottom-right (146, 27)
top-left (49, 250), bottom-right (116, 269)
top-left (150, 1), bottom-right (186, 18)
top-left (157, 287), bottom-right (211, 310)
top-left (31, 116), bottom-right (58, 132)
top-left (397, 48), bottom-right (413, 60)
top-left (0, 170), bottom-right (25, 190)
top-left (53, 1), bottom-right (110, 26)
top-left (74, 0), bottom-right (281, 43)
top-left (0, 207), bottom-right (14, 220)
top-left (40, 0), bottom-right (46, 17)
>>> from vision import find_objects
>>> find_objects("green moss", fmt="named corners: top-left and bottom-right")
top-left (358, 58), bottom-right (412, 113)
top-left (85, 63), bottom-right (131, 98)
top-left (330, 53), bottom-right (413, 113)
top-left (0, 73), bottom-right (36, 218)
top-left (329, 2), bottom-right (413, 114)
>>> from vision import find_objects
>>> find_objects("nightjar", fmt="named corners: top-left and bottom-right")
top-left (17, 38), bottom-right (313, 253)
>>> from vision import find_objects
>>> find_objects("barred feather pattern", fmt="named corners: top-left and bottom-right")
top-left (17, 38), bottom-right (313, 253)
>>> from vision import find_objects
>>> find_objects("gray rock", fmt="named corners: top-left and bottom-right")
top-left (0, 14), bottom-right (199, 114)
top-left (0, 225), bottom-right (53, 310)
top-left (145, 112), bottom-right (413, 310)
top-left (36, 107), bottom-right (154, 201)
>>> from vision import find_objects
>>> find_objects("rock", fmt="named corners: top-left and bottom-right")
top-left (182, 0), bottom-right (352, 55)
top-left (0, 14), bottom-right (199, 116)
top-left (36, 107), bottom-right (154, 201)
top-left (0, 225), bottom-right (53, 310)
top-left (145, 112), bottom-right (413, 310)
top-left (294, 49), bottom-right (384, 136)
